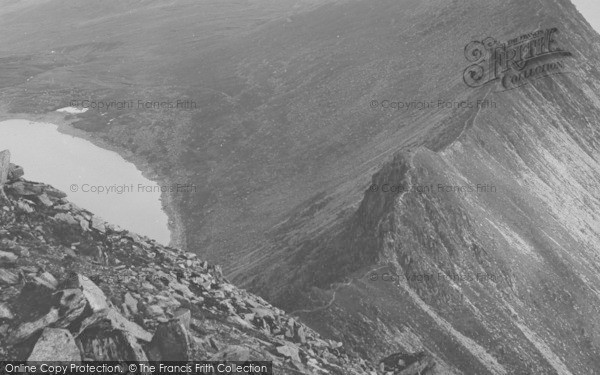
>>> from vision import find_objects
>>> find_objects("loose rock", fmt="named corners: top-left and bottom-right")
top-left (149, 320), bottom-right (195, 361)
top-left (276, 343), bottom-right (302, 363)
top-left (65, 274), bottom-right (109, 313)
top-left (28, 328), bottom-right (81, 361)
top-left (8, 164), bottom-right (24, 181)
top-left (91, 216), bottom-right (106, 233)
top-left (79, 309), bottom-right (152, 343)
top-left (29, 271), bottom-right (59, 291)
top-left (0, 303), bottom-right (14, 320)
top-left (8, 308), bottom-right (60, 345)
top-left (0, 250), bottom-right (18, 263)
top-left (0, 269), bottom-right (19, 285)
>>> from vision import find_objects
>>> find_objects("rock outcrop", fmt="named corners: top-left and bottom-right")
top-left (0, 150), bottom-right (9, 186)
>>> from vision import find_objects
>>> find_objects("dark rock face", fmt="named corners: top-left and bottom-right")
top-left (0, 150), bottom-right (9, 186)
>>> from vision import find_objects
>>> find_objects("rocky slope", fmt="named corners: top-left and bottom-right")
top-left (1, 151), bottom-right (416, 374)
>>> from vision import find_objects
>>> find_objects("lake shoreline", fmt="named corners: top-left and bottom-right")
top-left (0, 110), bottom-right (185, 250)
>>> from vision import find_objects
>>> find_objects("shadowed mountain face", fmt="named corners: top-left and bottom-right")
top-left (2, 0), bottom-right (600, 373)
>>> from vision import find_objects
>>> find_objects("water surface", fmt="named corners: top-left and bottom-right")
top-left (0, 119), bottom-right (171, 245)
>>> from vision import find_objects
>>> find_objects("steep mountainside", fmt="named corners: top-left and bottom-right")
top-left (233, 1), bottom-right (600, 374)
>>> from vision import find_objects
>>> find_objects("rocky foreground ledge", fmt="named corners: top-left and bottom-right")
top-left (0, 150), bottom-right (438, 375)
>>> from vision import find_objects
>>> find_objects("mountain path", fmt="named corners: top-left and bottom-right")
top-left (291, 151), bottom-right (417, 316)
top-left (290, 265), bottom-right (389, 315)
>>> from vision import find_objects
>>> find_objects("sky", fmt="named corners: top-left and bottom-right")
top-left (571, 0), bottom-right (600, 33)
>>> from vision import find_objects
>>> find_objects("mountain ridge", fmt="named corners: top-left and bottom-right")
top-left (228, 2), bottom-right (600, 373)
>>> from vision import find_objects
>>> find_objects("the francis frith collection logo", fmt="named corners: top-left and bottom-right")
top-left (463, 27), bottom-right (572, 91)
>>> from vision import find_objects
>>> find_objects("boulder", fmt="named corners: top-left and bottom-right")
top-left (27, 328), bottom-right (81, 362)
top-left (79, 327), bottom-right (148, 361)
top-left (173, 308), bottom-right (192, 329)
top-left (211, 345), bottom-right (251, 362)
top-left (12, 244), bottom-right (30, 257)
top-left (17, 200), bottom-right (34, 213)
top-left (44, 186), bottom-right (67, 199)
top-left (29, 271), bottom-right (59, 291)
top-left (91, 216), bottom-right (107, 233)
top-left (379, 351), bottom-right (437, 375)
top-left (170, 281), bottom-right (195, 299)
top-left (54, 213), bottom-right (79, 226)
top-left (0, 269), bottom-right (19, 285)
top-left (0, 250), bottom-right (18, 263)
top-left (251, 307), bottom-right (275, 320)
top-left (54, 289), bottom-right (87, 327)
top-left (226, 315), bottom-right (254, 330)
top-left (123, 292), bottom-right (139, 316)
top-left (0, 302), bottom-right (14, 320)
top-left (148, 320), bottom-right (195, 361)
top-left (65, 274), bottom-right (109, 313)
top-left (79, 218), bottom-right (90, 231)
top-left (7, 164), bottom-right (24, 180)
top-left (0, 150), bottom-right (9, 185)
top-left (37, 193), bottom-right (54, 207)
top-left (78, 309), bottom-right (152, 342)
top-left (294, 323), bottom-right (307, 344)
top-left (7, 181), bottom-right (43, 196)
top-left (8, 307), bottom-right (60, 345)
top-left (276, 343), bottom-right (301, 363)
top-left (144, 304), bottom-right (166, 319)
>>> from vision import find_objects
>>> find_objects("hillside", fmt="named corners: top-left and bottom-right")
top-left (231, 1), bottom-right (600, 374)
